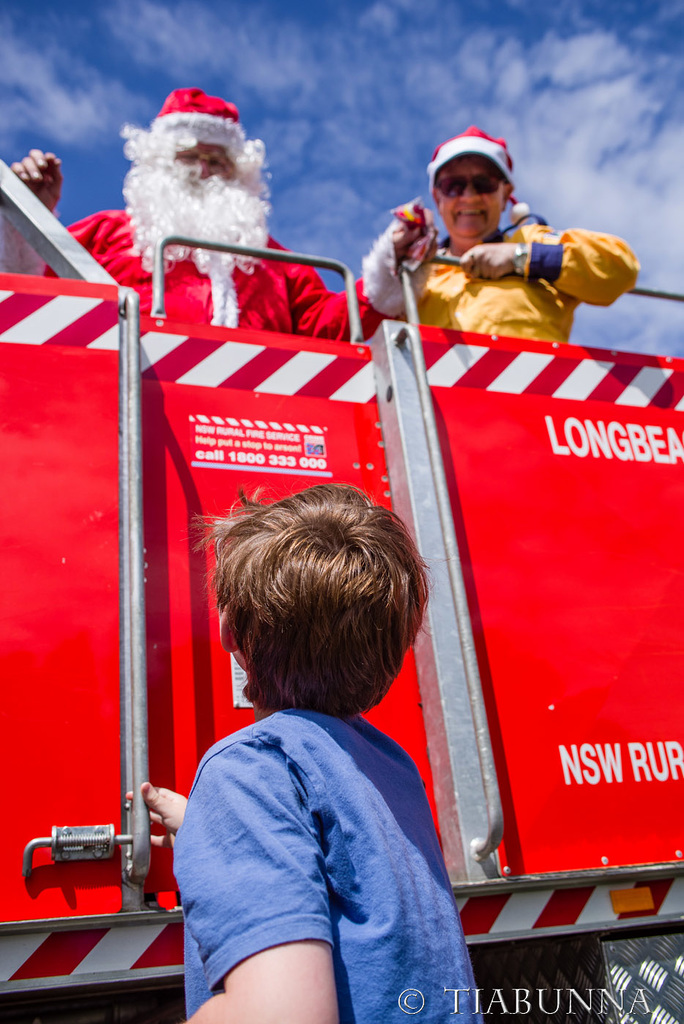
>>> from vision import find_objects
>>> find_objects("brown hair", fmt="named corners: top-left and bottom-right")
top-left (210, 484), bottom-right (428, 717)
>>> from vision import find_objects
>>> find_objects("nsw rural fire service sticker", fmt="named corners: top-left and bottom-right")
top-left (188, 413), bottom-right (332, 478)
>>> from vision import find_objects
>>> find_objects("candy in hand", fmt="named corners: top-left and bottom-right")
top-left (391, 197), bottom-right (427, 229)
top-left (392, 198), bottom-right (435, 270)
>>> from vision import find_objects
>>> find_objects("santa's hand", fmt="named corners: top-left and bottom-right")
top-left (10, 150), bottom-right (63, 212)
top-left (459, 242), bottom-right (517, 279)
top-left (126, 783), bottom-right (188, 848)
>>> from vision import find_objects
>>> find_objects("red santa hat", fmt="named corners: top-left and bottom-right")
top-left (427, 126), bottom-right (515, 189)
top-left (151, 87), bottom-right (245, 151)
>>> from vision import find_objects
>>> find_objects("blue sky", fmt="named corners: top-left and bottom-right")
top-left (2, 0), bottom-right (684, 354)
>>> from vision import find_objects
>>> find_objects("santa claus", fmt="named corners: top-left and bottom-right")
top-left (2, 88), bottom-right (385, 340)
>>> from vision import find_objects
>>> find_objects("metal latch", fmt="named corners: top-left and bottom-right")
top-left (22, 825), bottom-right (133, 878)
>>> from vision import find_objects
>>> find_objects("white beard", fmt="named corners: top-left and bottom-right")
top-left (123, 159), bottom-right (271, 327)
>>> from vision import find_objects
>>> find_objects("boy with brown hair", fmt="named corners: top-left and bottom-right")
top-left (173, 483), bottom-right (480, 1023)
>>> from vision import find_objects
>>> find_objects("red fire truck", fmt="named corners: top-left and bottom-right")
top-left (1, 160), bottom-right (682, 1023)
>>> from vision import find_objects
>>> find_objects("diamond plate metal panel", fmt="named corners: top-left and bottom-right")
top-left (469, 930), bottom-right (684, 1021)
top-left (602, 932), bottom-right (684, 1024)
top-left (469, 934), bottom-right (607, 1022)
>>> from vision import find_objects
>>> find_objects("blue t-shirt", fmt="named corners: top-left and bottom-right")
top-left (174, 710), bottom-right (481, 1022)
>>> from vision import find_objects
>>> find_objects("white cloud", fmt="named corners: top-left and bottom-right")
top-left (573, 295), bottom-right (684, 356)
top-left (532, 30), bottom-right (633, 87)
top-left (358, 3), bottom-right (399, 35)
top-left (103, 0), bottom-right (318, 98)
top-left (0, 16), bottom-right (142, 148)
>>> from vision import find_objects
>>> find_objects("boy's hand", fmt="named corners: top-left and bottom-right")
top-left (126, 782), bottom-right (188, 847)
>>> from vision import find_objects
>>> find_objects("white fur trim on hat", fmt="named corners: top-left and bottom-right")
top-left (428, 136), bottom-right (514, 188)
top-left (153, 112), bottom-right (246, 151)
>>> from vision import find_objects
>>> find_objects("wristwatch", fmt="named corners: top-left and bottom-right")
top-left (513, 243), bottom-right (529, 276)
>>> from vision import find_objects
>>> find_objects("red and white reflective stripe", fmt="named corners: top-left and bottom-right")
top-left (0, 291), bottom-right (118, 349)
top-left (7, 285), bottom-right (680, 410)
top-left (0, 921), bottom-right (183, 983)
top-left (329, 362), bottom-right (375, 404)
top-left (0, 290), bottom-right (376, 402)
top-left (456, 877), bottom-right (684, 938)
top-left (252, 351), bottom-right (338, 396)
top-left (149, 336), bottom-right (373, 402)
top-left (426, 342), bottom-right (683, 410)
top-left (4, 879), bottom-right (682, 982)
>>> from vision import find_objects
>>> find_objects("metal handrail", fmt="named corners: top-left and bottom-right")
top-left (412, 251), bottom-right (684, 304)
top-left (118, 287), bottom-right (151, 907)
top-left (630, 286), bottom-right (684, 303)
top-left (397, 267), bottom-right (504, 862)
top-left (152, 235), bottom-right (364, 345)
top-left (0, 159), bottom-right (115, 283)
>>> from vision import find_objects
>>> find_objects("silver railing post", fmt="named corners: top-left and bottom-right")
top-left (118, 287), bottom-right (151, 908)
top-left (400, 321), bottom-right (503, 862)
top-left (151, 235), bottom-right (364, 344)
top-left (398, 264), bottom-right (421, 326)
top-left (399, 263), bottom-right (503, 863)
top-left (383, 309), bottom-right (503, 865)
top-left (372, 320), bottom-right (502, 879)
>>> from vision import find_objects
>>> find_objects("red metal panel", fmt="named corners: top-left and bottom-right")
top-left (427, 328), bottom-right (684, 875)
top-left (0, 337), bottom-right (122, 921)
top-left (0, 272), bottom-right (118, 302)
top-left (0, 281), bottom-right (433, 926)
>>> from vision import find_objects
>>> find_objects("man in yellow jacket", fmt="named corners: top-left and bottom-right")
top-left (362, 126), bottom-right (639, 345)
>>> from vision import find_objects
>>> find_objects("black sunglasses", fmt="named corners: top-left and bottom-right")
top-left (434, 174), bottom-right (503, 197)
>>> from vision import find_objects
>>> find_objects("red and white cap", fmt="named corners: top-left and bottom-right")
top-left (427, 126), bottom-right (515, 188)
top-left (151, 87), bottom-right (244, 150)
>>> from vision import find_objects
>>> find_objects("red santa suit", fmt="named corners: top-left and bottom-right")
top-left (65, 209), bottom-right (384, 340)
